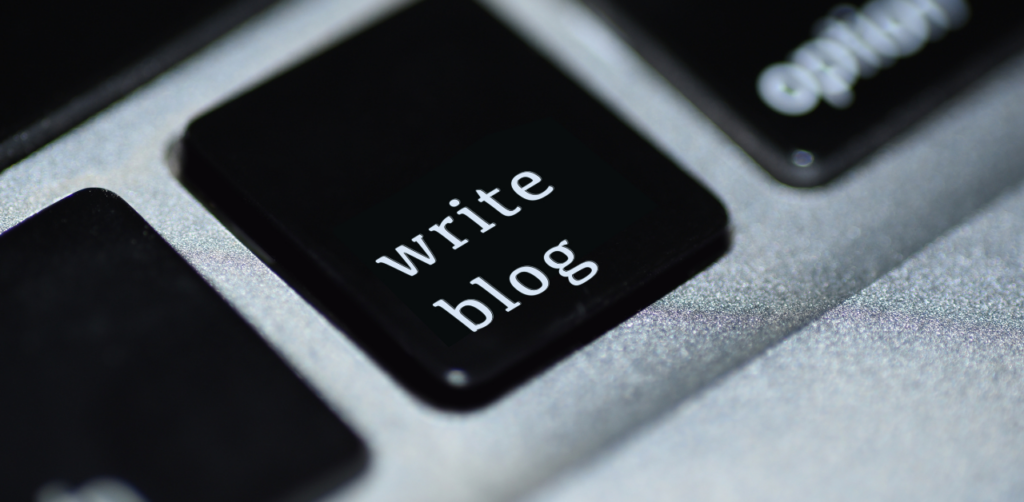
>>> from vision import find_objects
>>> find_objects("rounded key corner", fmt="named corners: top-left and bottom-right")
top-left (177, 0), bottom-right (732, 409)
top-left (328, 217), bottom-right (732, 412)
top-left (0, 187), bottom-right (368, 501)
top-left (59, 187), bottom-right (125, 205)
top-left (585, 0), bottom-right (1024, 187)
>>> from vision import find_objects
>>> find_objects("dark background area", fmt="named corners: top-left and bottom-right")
top-left (0, 0), bottom-right (275, 170)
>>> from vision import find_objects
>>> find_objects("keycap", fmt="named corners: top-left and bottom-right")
top-left (585, 0), bottom-right (1024, 185)
top-left (0, 0), bottom-right (276, 171)
top-left (0, 189), bottom-right (365, 502)
top-left (181, 0), bottom-right (728, 407)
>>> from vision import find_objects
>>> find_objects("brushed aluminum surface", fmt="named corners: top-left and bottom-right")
top-left (1, 0), bottom-right (1022, 500)
top-left (526, 159), bottom-right (1024, 502)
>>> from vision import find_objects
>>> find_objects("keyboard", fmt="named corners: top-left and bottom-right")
top-left (2, 0), bottom-right (1024, 500)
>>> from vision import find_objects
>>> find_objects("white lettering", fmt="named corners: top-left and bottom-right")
top-left (476, 188), bottom-right (521, 216)
top-left (758, 0), bottom-right (970, 115)
top-left (544, 239), bottom-right (598, 284)
top-left (909, 0), bottom-right (952, 36)
top-left (864, 0), bottom-right (931, 56)
top-left (429, 216), bottom-right (469, 250)
top-left (509, 266), bottom-right (550, 296)
top-left (791, 38), bottom-right (858, 108)
top-left (817, 16), bottom-right (884, 77)
top-left (543, 240), bottom-right (576, 271)
top-left (470, 277), bottom-right (520, 312)
top-left (845, 8), bottom-right (901, 61)
top-left (375, 234), bottom-right (436, 276)
top-left (511, 171), bottom-right (554, 201)
top-left (432, 298), bottom-right (494, 332)
top-left (564, 261), bottom-right (599, 286)
top-left (456, 207), bottom-right (496, 232)
top-left (375, 170), bottom-right (565, 287)
top-left (757, 63), bottom-right (822, 116)
top-left (543, 240), bottom-right (599, 285)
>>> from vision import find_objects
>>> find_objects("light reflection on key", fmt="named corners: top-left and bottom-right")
top-left (36, 478), bottom-right (147, 502)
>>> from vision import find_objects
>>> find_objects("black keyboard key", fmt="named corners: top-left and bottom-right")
top-left (181, 0), bottom-right (728, 408)
top-left (585, 0), bottom-right (1024, 185)
top-left (0, 189), bottom-right (365, 502)
top-left (0, 0), bottom-right (276, 171)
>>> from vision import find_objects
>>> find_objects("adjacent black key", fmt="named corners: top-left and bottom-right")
top-left (585, 0), bottom-right (1024, 185)
top-left (0, 189), bottom-right (365, 502)
top-left (0, 0), bottom-right (277, 170)
top-left (181, 0), bottom-right (728, 407)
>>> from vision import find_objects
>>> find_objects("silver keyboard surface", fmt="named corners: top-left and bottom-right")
top-left (2, 0), bottom-right (1023, 500)
top-left (528, 177), bottom-right (1024, 502)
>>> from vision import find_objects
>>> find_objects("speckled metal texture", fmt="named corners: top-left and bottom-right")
top-left (526, 163), bottom-right (1024, 502)
top-left (1, 0), bottom-right (1023, 501)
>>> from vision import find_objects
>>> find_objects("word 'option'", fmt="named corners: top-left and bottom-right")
top-left (758, 0), bottom-right (970, 115)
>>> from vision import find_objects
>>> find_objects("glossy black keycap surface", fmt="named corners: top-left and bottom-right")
top-left (0, 189), bottom-right (365, 502)
top-left (0, 0), bottom-right (276, 170)
top-left (586, 0), bottom-right (1024, 185)
top-left (182, 0), bottom-right (728, 407)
